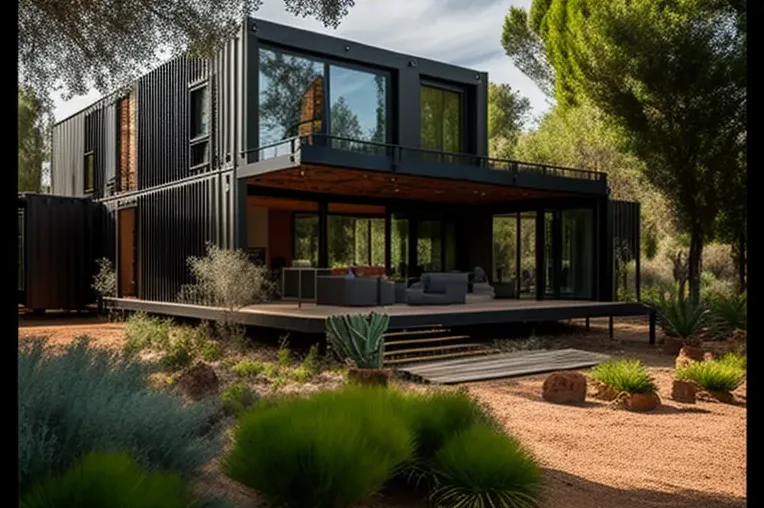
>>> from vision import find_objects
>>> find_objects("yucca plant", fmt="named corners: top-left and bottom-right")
top-left (430, 424), bottom-right (541, 508)
top-left (590, 359), bottom-right (657, 395)
top-left (325, 313), bottom-right (389, 368)
top-left (709, 293), bottom-right (747, 337)
top-left (676, 360), bottom-right (744, 392)
top-left (655, 294), bottom-right (709, 341)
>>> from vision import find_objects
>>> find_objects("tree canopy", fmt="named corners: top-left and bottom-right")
top-left (511, 0), bottom-right (746, 301)
top-left (487, 82), bottom-right (531, 159)
top-left (18, 88), bottom-right (51, 193)
top-left (18, 0), bottom-right (355, 101)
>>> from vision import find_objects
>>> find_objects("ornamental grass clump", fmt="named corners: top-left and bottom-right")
top-left (676, 359), bottom-right (745, 393)
top-left (590, 359), bottom-right (657, 395)
top-left (429, 424), bottom-right (542, 508)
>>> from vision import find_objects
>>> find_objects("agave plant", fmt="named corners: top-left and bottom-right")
top-left (709, 293), bottom-right (747, 337)
top-left (325, 313), bottom-right (390, 369)
top-left (655, 294), bottom-right (709, 341)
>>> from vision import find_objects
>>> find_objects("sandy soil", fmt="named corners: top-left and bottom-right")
top-left (17, 314), bottom-right (747, 508)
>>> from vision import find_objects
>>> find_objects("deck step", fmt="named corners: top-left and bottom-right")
top-left (384, 328), bottom-right (450, 338)
top-left (384, 343), bottom-right (484, 357)
top-left (386, 335), bottom-right (470, 347)
top-left (385, 348), bottom-right (500, 366)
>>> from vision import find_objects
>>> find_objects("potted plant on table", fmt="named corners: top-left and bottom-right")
top-left (325, 312), bottom-right (390, 386)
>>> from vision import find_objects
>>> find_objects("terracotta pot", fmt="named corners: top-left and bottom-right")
top-left (662, 337), bottom-right (684, 356)
top-left (625, 392), bottom-right (661, 412)
top-left (590, 382), bottom-right (618, 401)
top-left (671, 380), bottom-right (697, 404)
top-left (347, 368), bottom-right (389, 387)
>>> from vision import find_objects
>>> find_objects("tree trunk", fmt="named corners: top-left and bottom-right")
top-left (737, 233), bottom-right (746, 294)
top-left (688, 225), bottom-right (704, 304)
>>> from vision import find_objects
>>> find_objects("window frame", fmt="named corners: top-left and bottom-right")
top-left (189, 82), bottom-right (211, 172)
top-left (419, 81), bottom-right (467, 154)
top-left (83, 151), bottom-right (95, 194)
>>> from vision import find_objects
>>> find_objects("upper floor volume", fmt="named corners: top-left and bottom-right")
top-left (51, 17), bottom-right (607, 201)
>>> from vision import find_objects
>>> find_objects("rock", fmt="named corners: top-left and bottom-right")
top-left (708, 390), bottom-right (734, 404)
top-left (703, 352), bottom-right (716, 362)
top-left (542, 372), bottom-right (587, 403)
top-left (177, 362), bottom-right (219, 401)
top-left (662, 336), bottom-right (684, 356)
top-left (671, 380), bottom-right (697, 403)
top-left (675, 345), bottom-right (706, 369)
top-left (625, 392), bottom-right (661, 412)
top-left (347, 368), bottom-right (389, 387)
top-left (590, 381), bottom-right (619, 401)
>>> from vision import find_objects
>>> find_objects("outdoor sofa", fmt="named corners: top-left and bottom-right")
top-left (315, 275), bottom-right (395, 306)
top-left (406, 272), bottom-right (468, 305)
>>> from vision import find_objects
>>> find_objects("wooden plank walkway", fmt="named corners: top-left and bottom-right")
top-left (398, 348), bottom-right (611, 384)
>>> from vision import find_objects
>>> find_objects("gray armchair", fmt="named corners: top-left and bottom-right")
top-left (406, 272), bottom-right (468, 305)
top-left (316, 276), bottom-right (395, 306)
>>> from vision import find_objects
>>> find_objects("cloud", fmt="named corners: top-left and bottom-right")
top-left (52, 0), bottom-right (549, 122)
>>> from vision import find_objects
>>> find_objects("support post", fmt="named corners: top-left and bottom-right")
top-left (649, 310), bottom-right (656, 345)
top-left (585, 317), bottom-right (590, 332)
top-left (608, 316), bottom-right (614, 339)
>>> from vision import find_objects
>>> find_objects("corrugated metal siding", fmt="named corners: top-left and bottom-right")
top-left (137, 57), bottom-right (212, 188)
top-left (20, 194), bottom-right (110, 310)
top-left (610, 200), bottom-right (641, 299)
top-left (137, 174), bottom-right (232, 302)
top-left (51, 114), bottom-right (85, 197)
top-left (213, 30), bottom-right (244, 169)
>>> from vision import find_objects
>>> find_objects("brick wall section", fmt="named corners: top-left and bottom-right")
top-left (129, 89), bottom-right (138, 189)
top-left (118, 97), bottom-right (130, 191)
top-left (298, 77), bottom-right (323, 136)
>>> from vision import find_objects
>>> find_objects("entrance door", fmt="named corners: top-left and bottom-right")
top-left (118, 207), bottom-right (137, 297)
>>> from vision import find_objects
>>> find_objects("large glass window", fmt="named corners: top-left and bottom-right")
top-left (493, 215), bottom-right (518, 285)
top-left (18, 210), bottom-right (24, 291)
top-left (416, 220), bottom-right (443, 274)
top-left (328, 215), bottom-right (385, 269)
top-left (329, 66), bottom-right (387, 151)
top-left (293, 214), bottom-right (319, 267)
top-left (259, 48), bottom-right (324, 154)
top-left (190, 84), bottom-right (210, 169)
top-left (420, 85), bottom-right (462, 153)
top-left (560, 209), bottom-right (593, 299)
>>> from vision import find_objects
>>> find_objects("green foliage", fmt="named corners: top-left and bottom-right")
top-left (676, 360), bottom-right (744, 393)
top-left (401, 389), bottom-right (501, 462)
top-left (123, 312), bottom-right (173, 354)
top-left (708, 293), bottom-right (746, 336)
top-left (18, 337), bottom-right (220, 490)
top-left (18, 87), bottom-right (49, 193)
top-left (501, 6), bottom-right (555, 97)
top-left (161, 327), bottom-right (203, 371)
top-left (221, 383), bottom-right (258, 417)
top-left (232, 360), bottom-right (266, 378)
top-left (718, 353), bottom-right (746, 372)
top-left (590, 359), bottom-right (657, 395)
top-left (199, 339), bottom-right (222, 362)
top-left (430, 425), bottom-right (542, 508)
top-left (20, 451), bottom-right (192, 508)
top-left (302, 344), bottom-right (321, 374)
top-left (325, 313), bottom-right (389, 369)
top-left (91, 257), bottom-right (116, 299)
top-left (655, 295), bottom-right (709, 340)
top-left (488, 82), bottom-right (531, 158)
top-left (223, 386), bottom-right (414, 508)
top-left (278, 336), bottom-right (292, 367)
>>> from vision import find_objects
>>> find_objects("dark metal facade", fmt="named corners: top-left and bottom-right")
top-left (610, 200), bottom-right (641, 300)
top-left (18, 193), bottom-right (112, 310)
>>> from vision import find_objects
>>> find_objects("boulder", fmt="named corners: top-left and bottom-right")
top-left (662, 336), bottom-right (684, 356)
top-left (347, 368), bottom-right (389, 387)
top-left (675, 345), bottom-right (706, 369)
top-left (671, 380), bottom-right (697, 403)
top-left (625, 392), bottom-right (661, 412)
top-left (590, 381), bottom-right (619, 401)
top-left (542, 372), bottom-right (587, 403)
top-left (707, 390), bottom-right (734, 404)
top-left (177, 362), bottom-right (219, 401)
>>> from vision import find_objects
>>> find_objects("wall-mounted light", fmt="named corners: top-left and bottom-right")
top-left (299, 169), bottom-right (305, 177)
top-left (475, 73), bottom-right (481, 81)
top-left (344, 45), bottom-right (351, 52)
top-left (408, 60), bottom-right (417, 67)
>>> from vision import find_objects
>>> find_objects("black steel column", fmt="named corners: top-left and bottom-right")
top-left (535, 210), bottom-right (545, 300)
top-left (515, 212), bottom-right (521, 299)
top-left (552, 210), bottom-right (562, 298)
top-left (384, 210), bottom-right (391, 275)
top-left (635, 202), bottom-right (642, 301)
top-left (235, 179), bottom-right (248, 250)
top-left (318, 201), bottom-right (328, 268)
top-left (408, 219), bottom-right (418, 279)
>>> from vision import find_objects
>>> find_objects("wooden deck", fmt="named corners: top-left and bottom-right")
top-left (107, 296), bottom-right (656, 342)
top-left (398, 348), bottom-right (612, 384)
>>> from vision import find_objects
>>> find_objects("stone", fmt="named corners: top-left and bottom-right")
top-left (675, 345), bottom-right (706, 369)
top-left (625, 392), bottom-right (661, 412)
top-left (177, 362), bottom-right (219, 401)
top-left (590, 381), bottom-right (619, 401)
top-left (671, 380), bottom-right (697, 403)
top-left (347, 368), bottom-right (389, 387)
top-left (703, 352), bottom-right (716, 362)
top-left (662, 336), bottom-right (684, 356)
top-left (542, 372), bottom-right (587, 403)
top-left (708, 390), bottom-right (734, 404)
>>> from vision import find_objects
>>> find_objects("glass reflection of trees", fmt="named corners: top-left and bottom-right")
top-left (420, 85), bottom-right (462, 154)
top-left (330, 67), bottom-right (387, 152)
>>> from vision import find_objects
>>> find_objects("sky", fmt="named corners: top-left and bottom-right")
top-left (52, 0), bottom-right (552, 124)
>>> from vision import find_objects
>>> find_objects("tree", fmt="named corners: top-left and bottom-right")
top-left (18, 0), bottom-right (356, 100)
top-left (18, 88), bottom-right (51, 193)
top-left (487, 82), bottom-right (531, 159)
top-left (501, 7), bottom-right (555, 97)
top-left (523, 0), bottom-right (746, 303)
top-left (330, 97), bottom-right (363, 140)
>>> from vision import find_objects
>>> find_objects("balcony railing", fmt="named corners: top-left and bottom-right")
top-left (242, 134), bottom-right (606, 182)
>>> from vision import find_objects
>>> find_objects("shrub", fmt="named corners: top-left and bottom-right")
top-left (222, 386), bottom-right (413, 508)
top-left (640, 255), bottom-right (675, 294)
top-left (590, 359), bottom-right (657, 395)
top-left (709, 293), bottom-right (747, 336)
top-left (123, 312), bottom-right (173, 355)
top-left (161, 327), bottom-right (203, 371)
top-left (199, 340), bottom-right (222, 362)
top-left (302, 344), bottom-right (321, 374)
top-left (91, 257), bottom-right (116, 299)
top-left (232, 360), bottom-right (266, 378)
top-left (278, 336), bottom-right (292, 367)
top-left (20, 451), bottom-right (192, 508)
top-left (400, 389), bottom-right (501, 462)
top-left (325, 313), bottom-right (389, 368)
top-left (702, 243), bottom-right (736, 281)
top-left (700, 271), bottom-right (737, 301)
top-left (18, 337), bottom-right (220, 490)
top-left (718, 352), bottom-right (746, 371)
top-left (430, 425), bottom-right (542, 508)
top-left (654, 295), bottom-right (708, 340)
top-left (676, 360), bottom-right (745, 392)
top-left (221, 383), bottom-right (258, 417)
